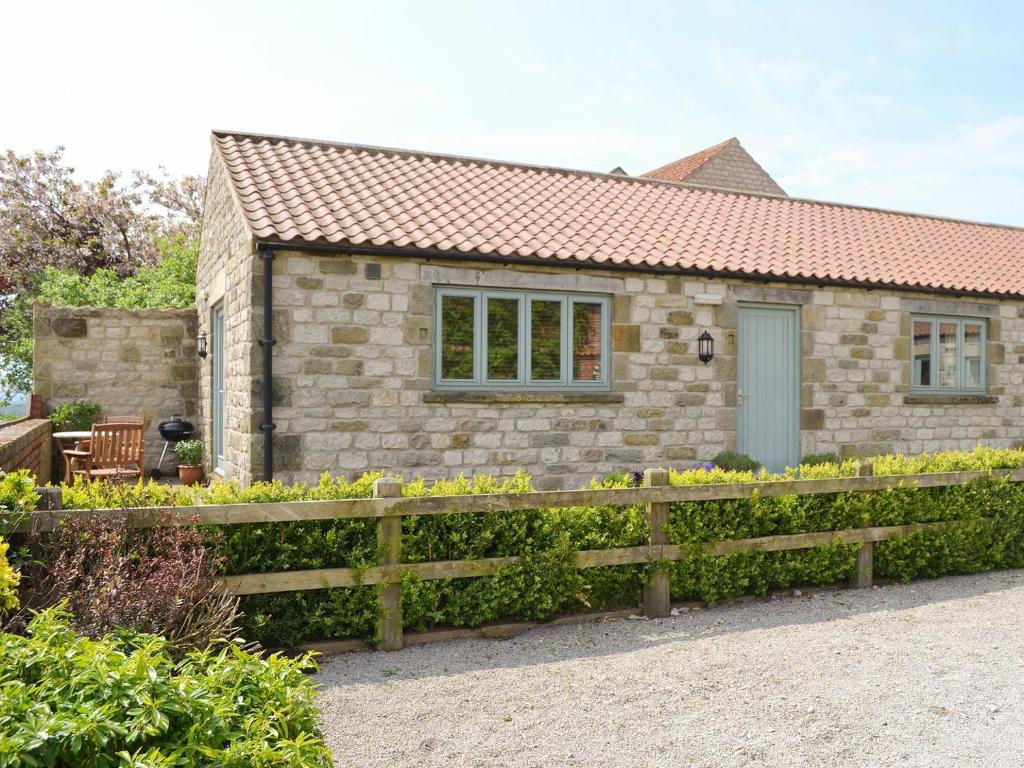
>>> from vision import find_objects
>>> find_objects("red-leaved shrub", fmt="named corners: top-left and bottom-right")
top-left (27, 511), bottom-right (242, 654)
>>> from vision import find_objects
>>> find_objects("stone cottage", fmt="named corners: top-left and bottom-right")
top-left (188, 131), bottom-right (1023, 488)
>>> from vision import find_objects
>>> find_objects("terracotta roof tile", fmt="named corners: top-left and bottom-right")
top-left (214, 131), bottom-right (1024, 297)
top-left (640, 137), bottom-right (735, 182)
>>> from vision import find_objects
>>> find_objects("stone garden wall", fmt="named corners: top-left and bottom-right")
top-left (249, 251), bottom-right (1024, 490)
top-left (33, 305), bottom-right (199, 472)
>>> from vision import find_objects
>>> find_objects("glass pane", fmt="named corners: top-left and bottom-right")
top-left (487, 297), bottom-right (519, 380)
top-left (963, 322), bottom-right (983, 388)
top-left (572, 302), bottom-right (603, 381)
top-left (530, 299), bottom-right (562, 380)
top-left (212, 304), bottom-right (225, 470)
top-left (440, 295), bottom-right (475, 380)
top-left (913, 320), bottom-right (932, 387)
top-left (938, 321), bottom-right (958, 388)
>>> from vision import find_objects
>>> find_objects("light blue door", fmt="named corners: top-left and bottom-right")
top-left (737, 305), bottom-right (800, 472)
top-left (211, 303), bottom-right (225, 474)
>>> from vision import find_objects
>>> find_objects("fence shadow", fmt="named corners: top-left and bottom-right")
top-left (316, 568), bottom-right (1024, 685)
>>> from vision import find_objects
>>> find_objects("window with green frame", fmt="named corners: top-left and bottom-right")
top-left (433, 287), bottom-right (611, 389)
top-left (910, 315), bottom-right (986, 392)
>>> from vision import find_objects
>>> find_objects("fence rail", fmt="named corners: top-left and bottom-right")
top-left (22, 465), bottom-right (1024, 651)
top-left (23, 467), bottom-right (1024, 530)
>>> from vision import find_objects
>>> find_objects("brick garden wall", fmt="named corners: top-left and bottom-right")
top-left (32, 306), bottom-right (199, 473)
top-left (0, 418), bottom-right (51, 481)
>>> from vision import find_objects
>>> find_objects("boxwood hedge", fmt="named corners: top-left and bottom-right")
top-left (54, 446), bottom-right (1024, 647)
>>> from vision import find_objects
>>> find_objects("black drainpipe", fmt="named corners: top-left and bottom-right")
top-left (258, 244), bottom-right (276, 481)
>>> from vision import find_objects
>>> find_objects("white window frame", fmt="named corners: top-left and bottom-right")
top-left (910, 314), bottom-right (987, 393)
top-left (433, 287), bottom-right (611, 391)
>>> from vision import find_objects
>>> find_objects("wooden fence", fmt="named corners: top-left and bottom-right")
top-left (22, 464), bottom-right (1024, 651)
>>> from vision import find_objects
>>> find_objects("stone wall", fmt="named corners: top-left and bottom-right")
top-left (195, 149), bottom-right (259, 483)
top-left (685, 139), bottom-right (787, 196)
top-left (33, 306), bottom-right (199, 472)
top-left (807, 293), bottom-right (1017, 457)
top-left (237, 250), bottom-right (1024, 490)
top-left (0, 418), bottom-right (51, 481)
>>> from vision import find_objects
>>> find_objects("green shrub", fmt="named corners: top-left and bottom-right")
top-left (175, 438), bottom-right (203, 466)
top-left (0, 469), bottom-right (39, 574)
top-left (59, 475), bottom-right (196, 511)
top-left (801, 452), bottom-right (842, 467)
top-left (0, 607), bottom-right (333, 767)
top-left (48, 400), bottom-right (102, 431)
top-left (56, 472), bottom-right (639, 646)
top-left (0, 536), bottom-right (19, 616)
top-left (52, 447), bottom-right (1024, 647)
top-left (0, 469), bottom-right (38, 536)
top-left (34, 231), bottom-right (197, 311)
top-left (665, 446), bottom-right (1024, 601)
top-left (711, 450), bottom-right (761, 472)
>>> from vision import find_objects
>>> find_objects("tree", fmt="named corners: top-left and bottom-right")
top-left (0, 148), bottom-right (206, 402)
top-left (132, 167), bottom-right (206, 240)
top-left (0, 149), bottom-right (154, 293)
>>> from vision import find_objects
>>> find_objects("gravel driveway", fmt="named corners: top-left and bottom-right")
top-left (317, 571), bottom-right (1024, 767)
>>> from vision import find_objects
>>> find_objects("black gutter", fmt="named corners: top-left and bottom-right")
top-left (258, 244), bottom-right (276, 481)
top-left (254, 238), bottom-right (1023, 302)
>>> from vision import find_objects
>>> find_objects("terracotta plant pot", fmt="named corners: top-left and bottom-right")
top-left (178, 465), bottom-right (205, 486)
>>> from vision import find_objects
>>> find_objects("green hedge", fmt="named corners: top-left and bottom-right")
top-left (0, 537), bottom-right (18, 617)
top-left (52, 447), bottom-right (1024, 647)
top-left (665, 449), bottom-right (1024, 601)
top-left (0, 608), bottom-right (332, 767)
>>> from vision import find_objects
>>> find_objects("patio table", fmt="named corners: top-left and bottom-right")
top-left (53, 430), bottom-right (91, 484)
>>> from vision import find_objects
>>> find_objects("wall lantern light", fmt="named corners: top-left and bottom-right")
top-left (697, 330), bottom-right (714, 365)
top-left (197, 330), bottom-right (208, 359)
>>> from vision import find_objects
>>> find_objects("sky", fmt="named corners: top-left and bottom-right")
top-left (2, 0), bottom-right (1023, 225)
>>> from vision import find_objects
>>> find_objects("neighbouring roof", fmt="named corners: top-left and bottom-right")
top-left (641, 137), bottom-right (734, 182)
top-left (213, 131), bottom-right (1024, 298)
top-left (642, 138), bottom-right (787, 196)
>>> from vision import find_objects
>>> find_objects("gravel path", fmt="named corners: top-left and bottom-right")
top-left (318, 571), bottom-right (1024, 767)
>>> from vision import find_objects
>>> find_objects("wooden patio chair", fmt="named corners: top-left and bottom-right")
top-left (67, 416), bottom-right (146, 477)
top-left (102, 416), bottom-right (145, 425)
top-left (64, 422), bottom-right (145, 482)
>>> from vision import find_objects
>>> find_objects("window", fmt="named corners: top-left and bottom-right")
top-left (434, 288), bottom-right (611, 389)
top-left (910, 315), bottom-right (986, 392)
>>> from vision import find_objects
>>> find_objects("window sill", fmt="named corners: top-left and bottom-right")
top-left (903, 393), bottom-right (998, 405)
top-left (424, 391), bottom-right (625, 405)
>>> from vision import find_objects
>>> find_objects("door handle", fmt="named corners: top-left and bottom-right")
top-left (737, 389), bottom-right (744, 406)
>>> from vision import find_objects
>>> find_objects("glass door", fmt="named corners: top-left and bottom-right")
top-left (211, 303), bottom-right (225, 474)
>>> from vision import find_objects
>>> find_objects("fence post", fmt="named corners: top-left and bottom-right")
top-left (374, 477), bottom-right (404, 651)
top-left (643, 468), bottom-right (671, 618)
top-left (850, 462), bottom-right (874, 589)
top-left (34, 486), bottom-right (62, 512)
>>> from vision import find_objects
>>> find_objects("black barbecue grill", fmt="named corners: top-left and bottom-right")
top-left (150, 415), bottom-right (196, 479)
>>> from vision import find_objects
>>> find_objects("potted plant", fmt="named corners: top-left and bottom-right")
top-left (174, 439), bottom-right (204, 486)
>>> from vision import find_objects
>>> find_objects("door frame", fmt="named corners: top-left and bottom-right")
top-left (211, 302), bottom-right (226, 476)
top-left (736, 302), bottom-right (801, 470)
